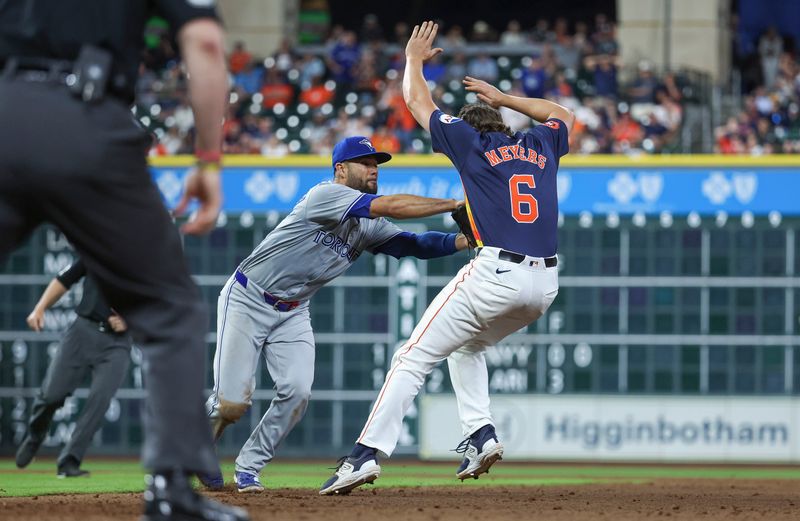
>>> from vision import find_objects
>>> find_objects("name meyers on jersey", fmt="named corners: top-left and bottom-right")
top-left (312, 230), bottom-right (362, 262)
top-left (484, 144), bottom-right (548, 169)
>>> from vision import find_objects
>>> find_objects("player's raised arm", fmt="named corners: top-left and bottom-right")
top-left (463, 76), bottom-right (576, 132)
top-left (403, 21), bottom-right (443, 132)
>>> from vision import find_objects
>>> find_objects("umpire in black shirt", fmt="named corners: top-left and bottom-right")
top-left (17, 259), bottom-right (132, 478)
top-left (0, 2), bottom-right (247, 520)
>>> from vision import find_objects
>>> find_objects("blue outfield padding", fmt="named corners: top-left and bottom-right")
top-left (150, 163), bottom-right (799, 215)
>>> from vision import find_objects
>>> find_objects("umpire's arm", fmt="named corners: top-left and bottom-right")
top-left (403, 21), bottom-right (443, 132)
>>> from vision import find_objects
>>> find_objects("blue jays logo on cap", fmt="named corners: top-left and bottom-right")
top-left (332, 136), bottom-right (392, 169)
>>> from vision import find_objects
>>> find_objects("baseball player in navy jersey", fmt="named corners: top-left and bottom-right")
top-left (321, 21), bottom-right (575, 495)
top-left (199, 135), bottom-right (470, 492)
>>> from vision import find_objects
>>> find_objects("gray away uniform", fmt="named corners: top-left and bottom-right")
top-left (207, 182), bottom-right (404, 474)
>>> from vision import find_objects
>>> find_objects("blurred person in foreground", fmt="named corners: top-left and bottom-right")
top-left (0, 1), bottom-right (246, 520)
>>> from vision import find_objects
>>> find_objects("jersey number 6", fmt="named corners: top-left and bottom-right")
top-left (509, 174), bottom-right (539, 223)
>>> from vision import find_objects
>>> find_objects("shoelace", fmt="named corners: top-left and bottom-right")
top-left (451, 438), bottom-right (471, 454)
top-left (329, 455), bottom-right (348, 470)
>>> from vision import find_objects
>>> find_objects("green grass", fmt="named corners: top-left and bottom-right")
top-left (1, 459), bottom-right (799, 498)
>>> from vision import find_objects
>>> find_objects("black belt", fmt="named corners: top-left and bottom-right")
top-left (2, 57), bottom-right (74, 81)
top-left (489, 248), bottom-right (558, 267)
top-left (235, 270), bottom-right (300, 312)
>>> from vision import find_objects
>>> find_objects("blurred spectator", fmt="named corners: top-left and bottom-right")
top-left (470, 20), bottom-right (497, 43)
top-left (261, 135), bottom-right (289, 157)
top-left (233, 61), bottom-right (265, 96)
top-left (445, 52), bottom-right (468, 82)
top-left (521, 56), bottom-right (548, 98)
top-left (360, 14), bottom-right (385, 43)
top-left (758, 27), bottom-right (783, 89)
top-left (299, 76), bottom-right (334, 108)
top-left (441, 25), bottom-right (467, 47)
top-left (423, 54), bottom-right (447, 83)
top-left (229, 41), bottom-right (252, 75)
top-left (628, 62), bottom-right (658, 103)
top-left (371, 125), bottom-right (401, 153)
top-left (585, 54), bottom-right (619, 98)
top-left (297, 52), bottom-right (326, 88)
top-left (467, 53), bottom-right (499, 83)
top-left (392, 21), bottom-right (410, 44)
top-left (499, 83), bottom-right (532, 132)
top-left (612, 108), bottom-right (644, 151)
top-left (531, 19), bottom-right (554, 44)
top-left (327, 30), bottom-right (360, 90)
top-left (500, 20), bottom-right (526, 46)
top-left (271, 38), bottom-right (296, 72)
top-left (260, 68), bottom-right (294, 108)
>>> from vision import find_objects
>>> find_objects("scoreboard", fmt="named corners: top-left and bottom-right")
top-left (1, 156), bottom-right (799, 458)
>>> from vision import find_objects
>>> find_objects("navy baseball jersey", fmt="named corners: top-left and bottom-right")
top-left (429, 109), bottom-right (569, 257)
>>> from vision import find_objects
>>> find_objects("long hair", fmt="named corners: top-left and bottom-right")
top-left (457, 103), bottom-right (514, 137)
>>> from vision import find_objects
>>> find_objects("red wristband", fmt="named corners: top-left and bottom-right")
top-left (195, 149), bottom-right (222, 164)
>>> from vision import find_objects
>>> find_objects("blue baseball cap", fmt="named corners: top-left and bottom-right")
top-left (331, 136), bottom-right (392, 169)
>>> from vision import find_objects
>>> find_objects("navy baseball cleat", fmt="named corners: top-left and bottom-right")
top-left (319, 443), bottom-right (381, 495)
top-left (234, 471), bottom-right (264, 493)
top-left (454, 424), bottom-right (504, 481)
top-left (197, 469), bottom-right (224, 490)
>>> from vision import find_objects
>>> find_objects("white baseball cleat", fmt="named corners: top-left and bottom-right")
top-left (455, 424), bottom-right (504, 481)
top-left (320, 446), bottom-right (381, 495)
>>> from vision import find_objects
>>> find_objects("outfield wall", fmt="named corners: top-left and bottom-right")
top-left (419, 395), bottom-right (800, 463)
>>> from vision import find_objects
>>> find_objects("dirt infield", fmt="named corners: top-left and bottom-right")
top-left (1, 479), bottom-right (798, 521)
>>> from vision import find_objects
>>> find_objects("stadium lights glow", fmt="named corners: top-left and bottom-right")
top-left (578, 211), bottom-right (593, 228)
top-left (687, 212), bottom-right (701, 228)
top-left (741, 211), bottom-right (754, 228)
top-left (659, 211), bottom-right (673, 228)
top-left (768, 211), bottom-right (782, 227)
top-left (324, 80), bottom-right (336, 91)
top-left (346, 93), bottom-right (358, 104)
top-left (229, 92), bottom-right (239, 104)
top-left (715, 211), bottom-right (728, 227)
top-left (633, 212), bottom-right (646, 227)
top-left (273, 103), bottom-right (286, 115)
top-left (297, 103), bottom-right (309, 115)
top-left (606, 212), bottom-right (620, 228)
top-left (252, 93), bottom-right (263, 104)
top-left (287, 115), bottom-right (299, 127)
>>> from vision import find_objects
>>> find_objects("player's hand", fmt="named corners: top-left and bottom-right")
top-left (463, 76), bottom-right (506, 109)
top-left (174, 163), bottom-right (223, 235)
top-left (26, 308), bottom-right (44, 332)
top-left (108, 313), bottom-right (128, 333)
top-left (405, 21), bottom-right (443, 62)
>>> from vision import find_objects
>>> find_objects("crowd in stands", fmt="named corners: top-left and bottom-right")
top-left (716, 22), bottom-right (800, 154)
top-left (138, 14), bottom-right (686, 157)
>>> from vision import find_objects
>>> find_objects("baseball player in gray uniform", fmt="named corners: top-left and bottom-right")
top-left (199, 136), bottom-right (469, 492)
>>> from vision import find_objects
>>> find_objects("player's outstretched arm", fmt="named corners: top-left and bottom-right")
top-left (463, 76), bottom-right (576, 132)
top-left (370, 195), bottom-right (460, 219)
top-left (403, 20), bottom-right (443, 132)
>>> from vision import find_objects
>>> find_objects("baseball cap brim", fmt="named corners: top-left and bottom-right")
top-left (340, 151), bottom-right (392, 165)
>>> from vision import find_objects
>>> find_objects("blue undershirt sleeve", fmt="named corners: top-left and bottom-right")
top-left (341, 193), bottom-right (381, 222)
top-left (373, 231), bottom-right (458, 259)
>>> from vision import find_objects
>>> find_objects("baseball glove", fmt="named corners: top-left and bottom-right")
top-left (451, 205), bottom-right (478, 248)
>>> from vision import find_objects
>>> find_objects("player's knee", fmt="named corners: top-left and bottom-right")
top-left (217, 399), bottom-right (249, 424)
top-left (278, 377), bottom-right (312, 403)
